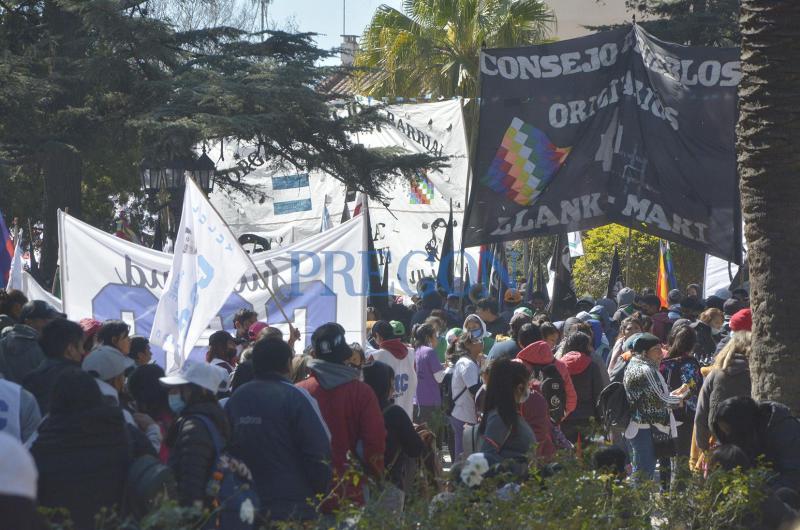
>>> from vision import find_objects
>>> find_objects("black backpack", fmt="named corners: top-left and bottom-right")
top-left (440, 371), bottom-right (468, 417)
top-left (597, 382), bottom-right (631, 431)
top-left (530, 362), bottom-right (567, 424)
top-left (124, 454), bottom-right (176, 519)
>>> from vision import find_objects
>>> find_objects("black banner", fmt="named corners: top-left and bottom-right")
top-left (463, 25), bottom-right (742, 263)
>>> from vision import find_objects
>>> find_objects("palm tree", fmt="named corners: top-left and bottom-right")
top-left (737, 1), bottom-right (800, 411)
top-left (355, 0), bottom-right (556, 98)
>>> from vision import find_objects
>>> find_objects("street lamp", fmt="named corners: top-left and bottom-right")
top-left (139, 153), bottom-right (216, 194)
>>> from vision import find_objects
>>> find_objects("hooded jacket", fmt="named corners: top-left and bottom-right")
top-left (0, 324), bottom-right (45, 384)
top-left (296, 359), bottom-right (386, 512)
top-left (754, 401), bottom-right (800, 492)
top-left (23, 356), bottom-right (81, 414)
top-left (521, 388), bottom-right (556, 460)
top-left (516, 341), bottom-right (577, 418)
top-left (560, 351), bottom-right (605, 423)
top-left (690, 320), bottom-right (717, 365)
top-left (31, 406), bottom-right (130, 530)
top-left (226, 374), bottom-right (332, 521)
top-left (167, 400), bottom-right (230, 508)
top-left (369, 339), bottom-right (417, 419)
top-left (694, 355), bottom-right (752, 450)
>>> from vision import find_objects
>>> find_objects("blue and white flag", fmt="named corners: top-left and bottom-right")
top-left (8, 237), bottom-right (22, 290)
top-left (567, 231), bottom-right (584, 258)
top-left (320, 202), bottom-right (332, 233)
top-left (150, 178), bottom-right (252, 373)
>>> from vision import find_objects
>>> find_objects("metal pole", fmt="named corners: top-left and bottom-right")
top-left (625, 225), bottom-right (633, 286)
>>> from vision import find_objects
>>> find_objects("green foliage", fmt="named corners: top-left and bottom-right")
top-left (572, 224), bottom-right (705, 299)
top-left (589, 0), bottom-right (740, 47)
top-left (355, 0), bottom-right (556, 98)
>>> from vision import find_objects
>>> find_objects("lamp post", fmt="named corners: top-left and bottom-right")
top-left (140, 151), bottom-right (217, 248)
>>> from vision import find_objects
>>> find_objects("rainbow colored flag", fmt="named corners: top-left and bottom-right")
top-left (656, 240), bottom-right (678, 309)
top-left (0, 211), bottom-right (14, 288)
top-left (409, 171), bottom-right (434, 205)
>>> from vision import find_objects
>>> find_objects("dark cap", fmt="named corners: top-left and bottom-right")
top-left (723, 298), bottom-right (744, 317)
top-left (19, 300), bottom-right (65, 322)
top-left (311, 323), bottom-right (351, 363)
top-left (628, 332), bottom-right (661, 355)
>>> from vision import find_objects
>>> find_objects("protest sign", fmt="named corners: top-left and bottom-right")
top-left (59, 210), bottom-right (366, 367)
top-left (463, 25), bottom-right (742, 263)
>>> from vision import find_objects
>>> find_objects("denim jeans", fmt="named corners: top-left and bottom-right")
top-left (449, 416), bottom-right (466, 461)
top-left (629, 427), bottom-right (656, 480)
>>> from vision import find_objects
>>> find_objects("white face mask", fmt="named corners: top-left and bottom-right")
top-left (517, 387), bottom-right (531, 404)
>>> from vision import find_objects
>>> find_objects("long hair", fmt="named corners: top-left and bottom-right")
top-left (479, 359), bottom-right (528, 434)
top-left (564, 331), bottom-right (592, 355)
top-left (713, 331), bottom-right (752, 371)
top-left (666, 325), bottom-right (697, 359)
top-left (412, 323), bottom-right (436, 349)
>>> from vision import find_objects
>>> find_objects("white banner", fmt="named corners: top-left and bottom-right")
top-left (211, 99), bottom-right (477, 295)
top-left (567, 231), bottom-right (584, 258)
top-left (150, 179), bottom-right (253, 372)
top-left (20, 271), bottom-right (62, 312)
top-left (59, 211), bottom-right (366, 367)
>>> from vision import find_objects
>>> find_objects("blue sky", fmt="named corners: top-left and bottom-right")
top-left (268, 0), bottom-right (403, 63)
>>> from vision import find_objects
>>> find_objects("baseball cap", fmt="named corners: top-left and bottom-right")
top-left (311, 322), bottom-right (352, 363)
top-left (247, 322), bottom-right (268, 341)
top-left (160, 360), bottom-right (230, 393)
top-left (504, 289), bottom-right (523, 304)
top-left (513, 307), bottom-right (534, 318)
top-left (390, 320), bottom-right (406, 338)
top-left (83, 345), bottom-right (135, 380)
top-left (19, 300), bottom-right (65, 322)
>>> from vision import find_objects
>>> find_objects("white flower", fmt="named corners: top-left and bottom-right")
top-left (239, 498), bottom-right (255, 524)
top-left (466, 452), bottom-right (490, 475)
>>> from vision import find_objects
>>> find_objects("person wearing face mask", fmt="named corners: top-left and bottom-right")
top-left (478, 358), bottom-right (536, 474)
top-left (449, 327), bottom-right (485, 461)
top-left (160, 360), bottom-right (231, 508)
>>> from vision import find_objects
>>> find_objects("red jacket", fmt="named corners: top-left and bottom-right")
top-left (521, 389), bottom-right (556, 460)
top-left (516, 341), bottom-right (578, 419)
top-left (297, 364), bottom-right (385, 511)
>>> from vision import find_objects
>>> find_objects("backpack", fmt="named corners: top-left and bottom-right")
top-left (440, 371), bottom-right (468, 417)
top-left (597, 382), bottom-right (631, 431)
top-left (608, 356), bottom-right (629, 385)
top-left (191, 415), bottom-right (260, 530)
top-left (530, 362), bottom-right (566, 424)
top-left (124, 454), bottom-right (176, 519)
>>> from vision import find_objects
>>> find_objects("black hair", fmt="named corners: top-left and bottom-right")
top-left (0, 289), bottom-right (27, 316)
top-left (709, 444), bottom-right (752, 472)
top-left (412, 323), bottom-right (436, 349)
top-left (517, 323), bottom-right (542, 348)
top-left (530, 291), bottom-right (546, 301)
top-left (231, 360), bottom-right (255, 392)
top-left (592, 446), bottom-right (627, 476)
top-left (363, 360), bottom-right (395, 409)
top-left (252, 337), bottom-right (293, 377)
top-left (371, 320), bottom-right (394, 342)
top-left (539, 322), bottom-right (559, 339)
top-left (564, 331), bottom-right (592, 355)
top-left (39, 319), bottom-right (84, 358)
top-left (479, 358), bottom-right (528, 433)
top-left (127, 364), bottom-right (169, 417)
top-left (641, 294), bottom-right (662, 308)
top-left (509, 314), bottom-right (532, 340)
top-left (681, 296), bottom-right (705, 313)
top-left (96, 320), bottom-right (130, 346)
top-left (476, 297), bottom-right (499, 316)
top-left (129, 336), bottom-right (150, 363)
top-left (712, 396), bottom-right (760, 454)
top-left (666, 324), bottom-right (696, 358)
top-left (50, 368), bottom-right (103, 416)
top-left (233, 308), bottom-right (258, 327)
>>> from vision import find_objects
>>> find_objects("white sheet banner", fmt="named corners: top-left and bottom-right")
top-left (21, 271), bottom-right (62, 312)
top-left (211, 98), bottom-right (476, 294)
top-left (59, 211), bottom-right (366, 367)
top-left (567, 231), bottom-right (584, 258)
top-left (150, 179), bottom-right (252, 372)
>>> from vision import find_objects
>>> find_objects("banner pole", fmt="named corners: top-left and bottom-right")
top-left (198, 181), bottom-right (293, 326)
top-left (625, 225), bottom-right (632, 286)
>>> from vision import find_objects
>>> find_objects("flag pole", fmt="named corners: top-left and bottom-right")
top-left (196, 180), bottom-right (293, 326)
top-left (625, 225), bottom-right (632, 286)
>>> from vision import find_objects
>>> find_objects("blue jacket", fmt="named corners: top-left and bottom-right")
top-left (225, 373), bottom-right (332, 521)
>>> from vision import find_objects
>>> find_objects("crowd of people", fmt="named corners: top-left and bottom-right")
top-left (0, 279), bottom-right (799, 529)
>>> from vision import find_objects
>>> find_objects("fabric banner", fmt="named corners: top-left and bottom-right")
top-left (20, 271), bottom-right (62, 312)
top-left (59, 211), bottom-right (366, 367)
top-left (150, 179), bottom-right (253, 372)
top-left (463, 25), bottom-right (742, 262)
top-left (211, 98), bottom-right (479, 295)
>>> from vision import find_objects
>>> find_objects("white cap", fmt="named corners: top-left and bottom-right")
top-left (0, 432), bottom-right (37, 499)
top-left (83, 345), bottom-right (134, 381)
top-left (160, 360), bottom-right (229, 394)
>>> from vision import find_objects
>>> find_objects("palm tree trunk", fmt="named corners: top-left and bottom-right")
top-left (738, 1), bottom-right (800, 411)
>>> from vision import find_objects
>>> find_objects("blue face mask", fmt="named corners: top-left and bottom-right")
top-left (469, 328), bottom-right (483, 340)
top-left (168, 393), bottom-right (186, 415)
